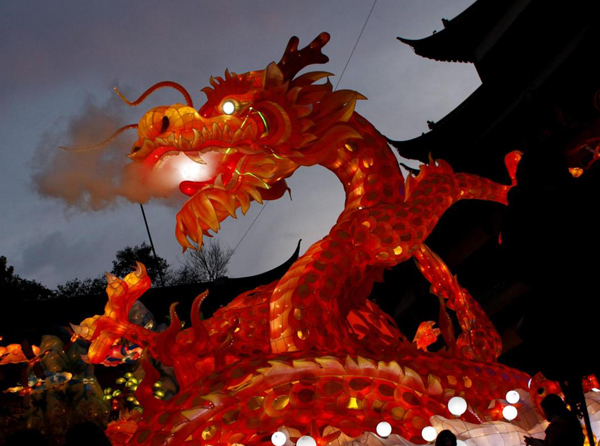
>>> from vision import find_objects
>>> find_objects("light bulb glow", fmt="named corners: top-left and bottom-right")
top-left (297, 436), bottom-right (316, 446)
top-left (506, 390), bottom-right (520, 404)
top-left (592, 388), bottom-right (600, 393)
top-left (272, 432), bottom-right (286, 446)
top-left (457, 440), bottom-right (467, 446)
top-left (222, 101), bottom-right (235, 115)
top-left (422, 426), bottom-right (438, 442)
top-left (503, 405), bottom-right (518, 421)
top-left (376, 421), bottom-right (392, 437)
top-left (448, 396), bottom-right (467, 416)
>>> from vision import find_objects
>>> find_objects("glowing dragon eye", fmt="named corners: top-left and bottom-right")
top-left (222, 101), bottom-right (236, 115)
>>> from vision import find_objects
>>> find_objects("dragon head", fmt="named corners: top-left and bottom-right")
top-left (65, 33), bottom-right (364, 250)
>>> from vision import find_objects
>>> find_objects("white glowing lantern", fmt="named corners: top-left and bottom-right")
top-left (297, 436), bottom-right (316, 446)
top-left (503, 405), bottom-right (518, 421)
top-left (422, 426), bottom-right (438, 442)
top-left (457, 440), bottom-right (467, 446)
top-left (376, 421), bottom-right (392, 437)
top-left (272, 432), bottom-right (287, 446)
top-left (448, 396), bottom-right (468, 416)
top-left (506, 390), bottom-right (520, 404)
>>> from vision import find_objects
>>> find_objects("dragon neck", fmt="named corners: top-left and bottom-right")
top-left (320, 113), bottom-right (405, 215)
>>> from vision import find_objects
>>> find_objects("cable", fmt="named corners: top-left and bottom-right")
top-left (334, 0), bottom-right (378, 91)
top-left (232, 201), bottom-right (269, 254)
top-left (231, 1), bottom-right (377, 254)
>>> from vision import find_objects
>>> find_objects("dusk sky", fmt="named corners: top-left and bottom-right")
top-left (0, 0), bottom-right (479, 289)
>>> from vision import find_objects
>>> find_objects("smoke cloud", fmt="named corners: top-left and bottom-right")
top-left (31, 93), bottom-right (186, 211)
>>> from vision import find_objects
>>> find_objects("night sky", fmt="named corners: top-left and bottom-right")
top-left (0, 0), bottom-right (478, 289)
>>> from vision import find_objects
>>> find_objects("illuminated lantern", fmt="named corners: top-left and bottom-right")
top-left (272, 432), bottom-right (287, 446)
top-left (422, 427), bottom-right (438, 442)
top-left (503, 405), bottom-right (518, 421)
top-left (457, 441), bottom-right (467, 446)
top-left (506, 390), bottom-right (520, 404)
top-left (64, 33), bottom-right (541, 446)
top-left (377, 422), bottom-right (392, 438)
top-left (297, 436), bottom-right (316, 446)
top-left (449, 397), bottom-right (468, 416)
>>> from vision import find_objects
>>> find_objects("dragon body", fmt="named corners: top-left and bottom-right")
top-left (70, 33), bottom-right (539, 445)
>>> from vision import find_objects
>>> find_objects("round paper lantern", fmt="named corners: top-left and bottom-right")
top-left (376, 421), bottom-right (392, 437)
top-left (297, 436), bottom-right (317, 446)
top-left (503, 405), bottom-right (518, 421)
top-left (506, 390), bottom-right (520, 404)
top-left (422, 426), bottom-right (438, 442)
top-left (448, 396), bottom-right (467, 416)
top-left (272, 432), bottom-right (287, 446)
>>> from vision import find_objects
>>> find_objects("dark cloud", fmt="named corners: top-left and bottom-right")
top-left (2, 0), bottom-right (479, 288)
top-left (17, 231), bottom-right (105, 285)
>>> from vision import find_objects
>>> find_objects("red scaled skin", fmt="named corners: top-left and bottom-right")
top-left (70, 34), bottom-right (546, 446)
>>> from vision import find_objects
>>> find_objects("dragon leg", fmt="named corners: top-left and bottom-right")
top-left (413, 244), bottom-right (502, 363)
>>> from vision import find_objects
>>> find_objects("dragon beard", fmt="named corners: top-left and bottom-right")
top-left (175, 155), bottom-right (281, 251)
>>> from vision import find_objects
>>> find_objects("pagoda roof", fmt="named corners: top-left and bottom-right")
top-left (0, 240), bottom-right (302, 342)
top-left (397, 0), bottom-right (515, 63)
top-left (141, 239), bottom-right (302, 320)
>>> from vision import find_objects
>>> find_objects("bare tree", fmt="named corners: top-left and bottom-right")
top-left (181, 240), bottom-right (234, 283)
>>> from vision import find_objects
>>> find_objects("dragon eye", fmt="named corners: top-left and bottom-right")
top-left (160, 116), bottom-right (170, 133)
top-left (222, 101), bottom-right (236, 115)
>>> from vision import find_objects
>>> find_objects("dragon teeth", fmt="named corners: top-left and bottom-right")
top-left (179, 135), bottom-right (192, 151)
top-left (212, 123), bottom-right (222, 140)
top-left (168, 133), bottom-right (176, 145)
top-left (242, 125), bottom-right (254, 140)
top-left (192, 129), bottom-right (201, 148)
top-left (185, 151), bottom-right (206, 164)
top-left (201, 127), bottom-right (210, 142)
top-left (225, 171), bottom-right (239, 190)
top-left (232, 128), bottom-right (242, 143)
top-left (155, 137), bottom-right (168, 147)
top-left (223, 124), bottom-right (232, 141)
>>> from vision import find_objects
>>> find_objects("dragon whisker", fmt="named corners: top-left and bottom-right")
top-left (114, 81), bottom-right (194, 108)
top-left (58, 123), bottom-right (138, 152)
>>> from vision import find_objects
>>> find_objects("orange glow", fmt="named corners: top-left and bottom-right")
top-left (69, 33), bottom-right (540, 446)
top-left (0, 343), bottom-right (40, 365)
top-left (569, 167), bottom-right (584, 178)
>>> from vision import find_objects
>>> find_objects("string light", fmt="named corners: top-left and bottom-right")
top-left (271, 432), bottom-right (286, 446)
top-left (506, 390), bottom-right (520, 404)
top-left (503, 405), bottom-right (518, 421)
top-left (422, 426), bottom-right (438, 442)
top-left (376, 421), bottom-right (392, 437)
top-left (448, 396), bottom-right (467, 416)
top-left (296, 436), bottom-right (316, 446)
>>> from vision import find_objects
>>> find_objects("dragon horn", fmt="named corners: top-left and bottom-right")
top-left (277, 32), bottom-right (330, 81)
top-left (114, 81), bottom-right (194, 108)
top-left (58, 124), bottom-right (138, 152)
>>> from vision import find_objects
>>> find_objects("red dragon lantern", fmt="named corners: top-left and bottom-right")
top-left (65, 33), bottom-right (561, 446)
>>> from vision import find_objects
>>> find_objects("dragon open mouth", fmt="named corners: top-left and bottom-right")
top-left (134, 116), bottom-right (284, 251)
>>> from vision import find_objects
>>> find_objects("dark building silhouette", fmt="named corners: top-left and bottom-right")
top-left (0, 241), bottom-right (301, 344)
top-left (383, 0), bottom-right (600, 379)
